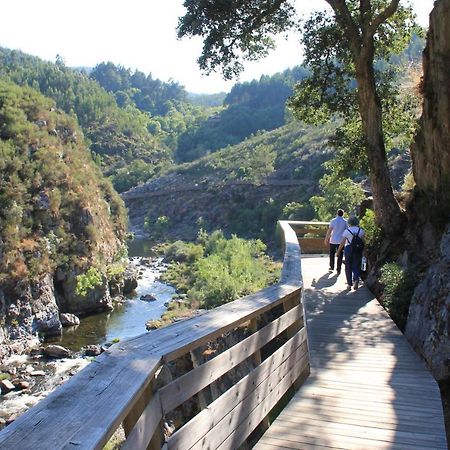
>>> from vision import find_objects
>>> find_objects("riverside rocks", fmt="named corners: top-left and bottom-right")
top-left (0, 254), bottom-right (173, 429)
top-left (42, 345), bottom-right (71, 359)
top-left (0, 354), bottom-right (90, 429)
top-left (140, 293), bottom-right (157, 302)
top-left (83, 345), bottom-right (103, 357)
top-left (60, 313), bottom-right (80, 327)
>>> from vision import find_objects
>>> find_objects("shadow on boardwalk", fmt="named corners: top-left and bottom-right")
top-left (255, 256), bottom-right (447, 449)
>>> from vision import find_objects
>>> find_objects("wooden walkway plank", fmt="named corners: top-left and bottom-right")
top-left (255, 256), bottom-right (448, 450)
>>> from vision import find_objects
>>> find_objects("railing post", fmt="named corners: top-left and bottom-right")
top-left (249, 317), bottom-right (270, 432)
top-left (282, 291), bottom-right (309, 390)
top-left (123, 378), bottom-right (163, 450)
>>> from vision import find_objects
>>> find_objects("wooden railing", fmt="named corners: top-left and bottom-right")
top-left (0, 221), bottom-right (313, 450)
top-left (287, 220), bottom-right (329, 254)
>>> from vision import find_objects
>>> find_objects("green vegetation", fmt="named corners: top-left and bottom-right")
top-left (0, 47), bottom-right (172, 187)
top-left (310, 175), bottom-right (366, 221)
top-left (75, 267), bottom-right (103, 296)
top-left (0, 79), bottom-right (127, 286)
top-left (281, 202), bottom-right (315, 221)
top-left (144, 215), bottom-right (171, 238)
top-left (161, 231), bottom-right (280, 309)
top-left (360, 209), bottom-right (383, 250)
top-left (175, 67), bottom-right (309, 162)
top-left (171, 120), bottom-right (334, 186)
top-left (380, 262), bottom-right (418, 330)
top-left (90, 61), bottom-right (186, 116)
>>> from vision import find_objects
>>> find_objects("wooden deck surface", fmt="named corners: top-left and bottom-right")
top-left (255, 256), bottom-right (448, 450)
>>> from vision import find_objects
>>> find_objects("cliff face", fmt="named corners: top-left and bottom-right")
top-left (406, 225), bottom-right (450, 380)
top-left (411, 0), bottom-right (450, 211)
top-left (0, 81), bottom-right (128, 360)
top-left (405, 0), bottom-right (450, 381)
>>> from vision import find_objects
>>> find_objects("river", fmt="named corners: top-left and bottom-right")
top-left (0, 242), bottom-right (176, 426)
top-left (47, 243), bottom-right (176, 351)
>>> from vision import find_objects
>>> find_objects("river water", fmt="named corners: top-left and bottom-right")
top-left (48, 242), bottom-right (176, 351)
top-left (0, 242), bottom-right (176, 425)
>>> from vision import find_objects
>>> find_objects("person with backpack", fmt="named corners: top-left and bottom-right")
top-left (336, 216), bottom-right (365, 290)
top-left (324, 209), bottom-right (347, 275)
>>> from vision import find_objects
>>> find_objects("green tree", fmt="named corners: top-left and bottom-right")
top-left (177, 0), bottom-right (418, 236)
top-left (310, 175), bottom-right (366, 221)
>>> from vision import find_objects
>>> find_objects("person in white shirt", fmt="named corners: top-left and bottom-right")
top-left (324, 209), bottom-right (347, 275)
top-left (336, 216), bottom-right (365, 290)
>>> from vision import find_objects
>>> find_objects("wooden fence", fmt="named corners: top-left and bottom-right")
top-left (0, 221), bottom-right (326, 450)
top-left (287, 220), bottom-right (329, 254)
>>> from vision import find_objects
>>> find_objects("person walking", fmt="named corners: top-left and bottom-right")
top-left (324, 209), bottom-right (347, 275)
top-left (336, 216), bottom-right (365, 290)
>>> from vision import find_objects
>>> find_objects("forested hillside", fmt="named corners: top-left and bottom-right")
top-left (0, 80), bottom-right (128, 358)
top-left (0, 48), bottom-right (172, 182)
top-left (175, 66), bottom-right (309, 162)
top-left (0, 50), bottom-right (315, 194)
top-left (124, 120), bottom-right (336, 242)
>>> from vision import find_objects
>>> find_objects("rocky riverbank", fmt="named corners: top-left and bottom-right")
top-left (0, 255), bottom-right (176, 431)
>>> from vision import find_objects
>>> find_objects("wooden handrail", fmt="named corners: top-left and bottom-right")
top-left (283, 220), bottom-right (329, 254)
top-left (0, 221), bottom-right (311, 450)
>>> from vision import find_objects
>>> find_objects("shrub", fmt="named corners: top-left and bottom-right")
top-left (281, 202), bottom-right (315, 221)
top-left (380, 262), bottom-right (417, 330)
top-left (76, 267), bottom-right (103, 296)
top-left (160, 231), bottom-right (280, 310)
top-left (360, 209), bottom-right (383, 250)
top-left (164, 241), bottom-right (203, 263)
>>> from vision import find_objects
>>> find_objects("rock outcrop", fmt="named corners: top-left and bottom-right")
top-left (406, 224), bottom-right (450, 380)
top-left (0, 81), bottom-right (128, 363)
top-left (405, 0), bottom-right (450, 381)
top-left (411, 0), bottom-right (450, 212)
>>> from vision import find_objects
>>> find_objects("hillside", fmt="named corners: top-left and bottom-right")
top-left (0, 48), bottom-right (172, 180)
top-left (124, 120), bottom-right (336, 242)
top-left (0, 80), bottom-right (128, 359)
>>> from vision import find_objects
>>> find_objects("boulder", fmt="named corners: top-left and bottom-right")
top-left (0, 379), bottom-right (15, 393)
top-left (55, 270), bottom-right (113, 315)
top-left (30, 274), bottom-right (62, 337)
top-left (140, 293), bottom-right (157, 302)
top-left (146, 320), bottom-right (162, 330)
top-left (15, 380), bottom-right (30, 390)
top-left (42, 345), bottom-right (71, 359)
top-left (29, 370), bottom-right (45, 377)
top-left (123, 265), bottom-right (138, 294)
top-left (60, 313), bottom-right (80, 327)
top-left (83, 345), bottom-right (103, 357)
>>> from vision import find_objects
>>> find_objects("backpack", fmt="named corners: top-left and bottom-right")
top-left (348, 228), bottom-right (364, 254)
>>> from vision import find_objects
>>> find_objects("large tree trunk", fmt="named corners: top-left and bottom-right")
top-left (355, 53), bottom-right (404, 233)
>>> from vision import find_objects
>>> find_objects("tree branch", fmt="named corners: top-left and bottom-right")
top-left (325, 0), bottom-right (361, 57)
top-left (368, 0), bottom-right (400, 36)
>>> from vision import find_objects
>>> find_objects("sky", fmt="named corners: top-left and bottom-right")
top-left (0, 0), bottom-right (434, 94)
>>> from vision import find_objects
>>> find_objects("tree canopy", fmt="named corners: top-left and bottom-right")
top-left (178, 0), bottom-right (420, 235)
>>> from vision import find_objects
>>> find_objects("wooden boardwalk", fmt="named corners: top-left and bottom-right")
top-left (255, 256), bottom-right (448, 450)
